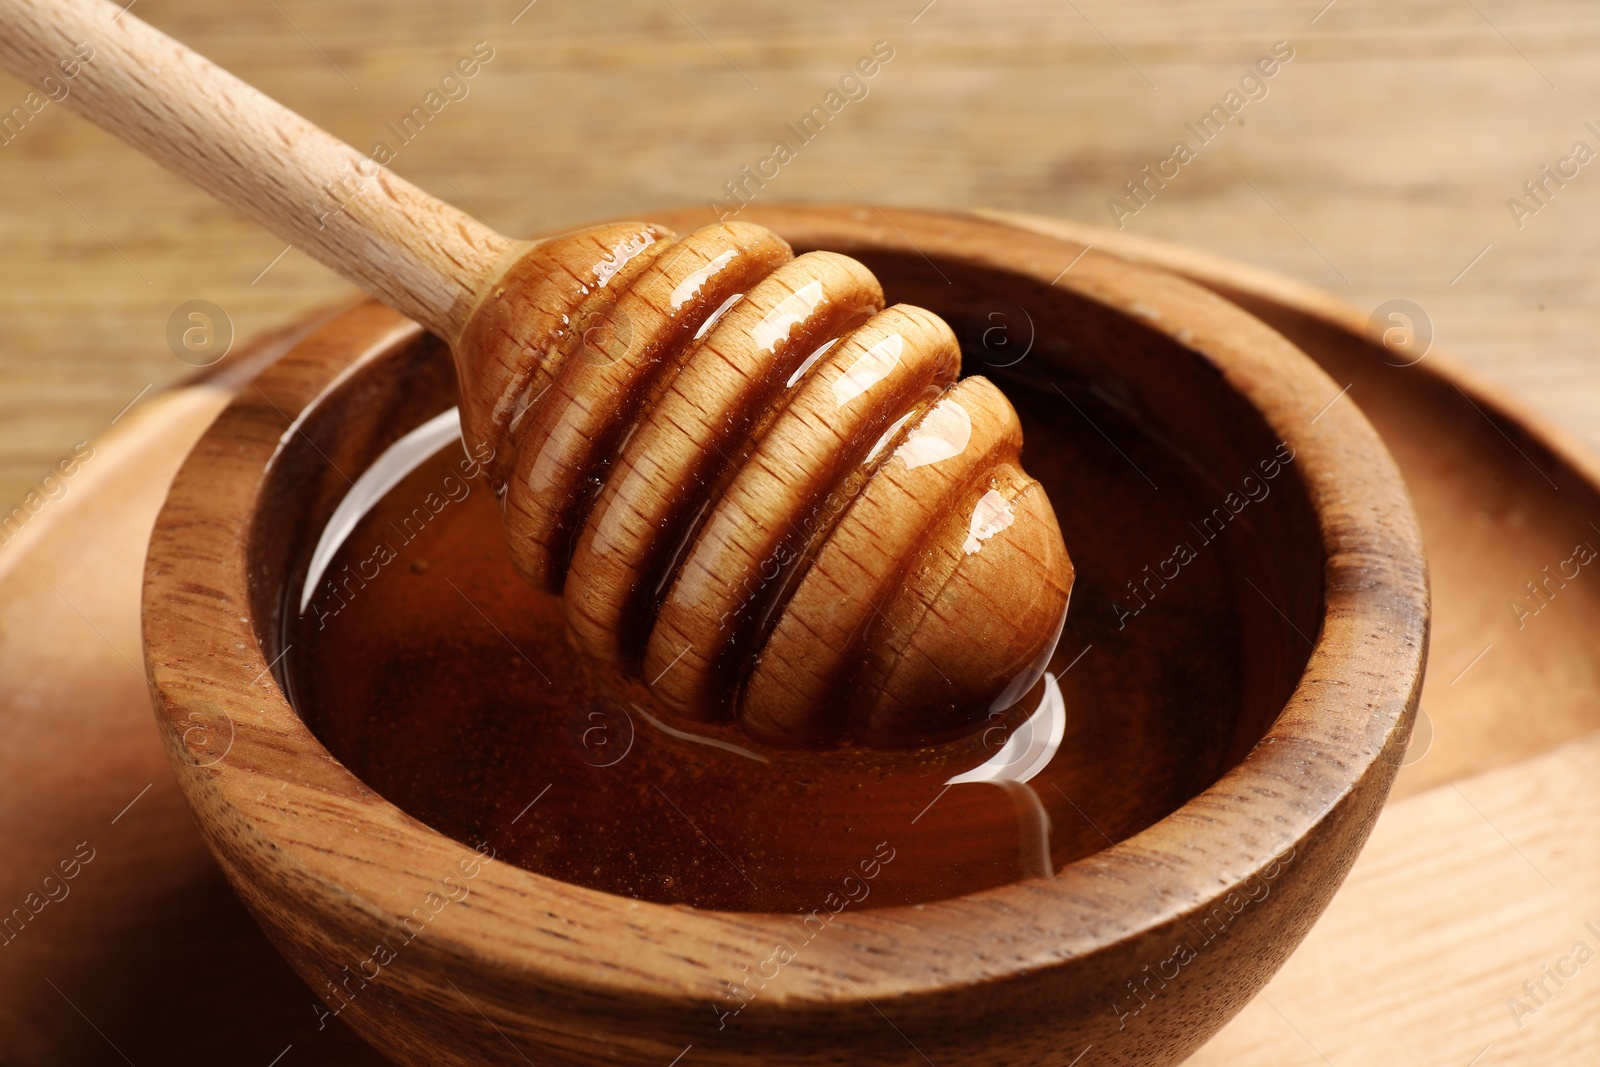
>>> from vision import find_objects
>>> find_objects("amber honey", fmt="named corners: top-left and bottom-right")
top-left (282, 363), bottom-right (1271, 913)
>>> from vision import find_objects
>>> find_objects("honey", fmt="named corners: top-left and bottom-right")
top-left (282, 369), bottom-right (1273, 913)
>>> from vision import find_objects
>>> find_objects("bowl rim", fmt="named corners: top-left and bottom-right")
top-left (142, 205), bottom-right (1427, 1018)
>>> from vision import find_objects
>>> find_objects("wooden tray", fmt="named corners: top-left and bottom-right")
top-left (3, 214), bottom-right (1596, 1066)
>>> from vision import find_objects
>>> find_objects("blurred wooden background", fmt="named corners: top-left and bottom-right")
top-left (2, 0), bottom-right (1598, 1063)
top-left (3, 0), bottom-right (1598, 508)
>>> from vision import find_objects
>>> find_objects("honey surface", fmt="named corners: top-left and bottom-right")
top-left (285, 382), bottom-right (1259, 911)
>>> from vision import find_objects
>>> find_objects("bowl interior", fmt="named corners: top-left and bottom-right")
top-left (248, 248), bottom-right (1324, 913)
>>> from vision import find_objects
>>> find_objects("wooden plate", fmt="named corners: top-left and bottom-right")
top-left (2, 211), bottom-right (1593, 1065)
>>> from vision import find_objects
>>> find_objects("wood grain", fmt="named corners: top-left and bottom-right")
top-left (140, 207), bottom-right (1426, 1066)
top-left (0, 215), bottom-right (1588, 1064)
top-left (993, 211), bottom-right (1600, 800)
top-left (0, 0), bottom-right (1595, 1061)
top-left (0, 0), bottom-right (511, 337)
top-left (0, 320), bottom-right (388, 1066)
top-left (1191, 731), bottom-right (1600, 1066)
top-left (2, 0), bottom-right (1597, 511)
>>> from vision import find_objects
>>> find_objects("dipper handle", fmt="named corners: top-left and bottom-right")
top-left (0, 0), bottom-right (513, 340)
top-left (0, 0), bottom-right (1076, 748)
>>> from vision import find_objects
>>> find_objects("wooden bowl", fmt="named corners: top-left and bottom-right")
top-left (142, 205), bottom-right (1427, 1066)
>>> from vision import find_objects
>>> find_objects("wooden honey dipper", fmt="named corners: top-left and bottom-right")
top-left (0, 0), bottom-right (1074, 747)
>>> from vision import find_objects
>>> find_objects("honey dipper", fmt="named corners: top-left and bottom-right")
top-left (0, 0), bottom-right (1074, 747)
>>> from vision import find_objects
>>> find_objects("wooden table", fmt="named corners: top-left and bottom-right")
top-left (2, 1), bottom-right (1597, 1063)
